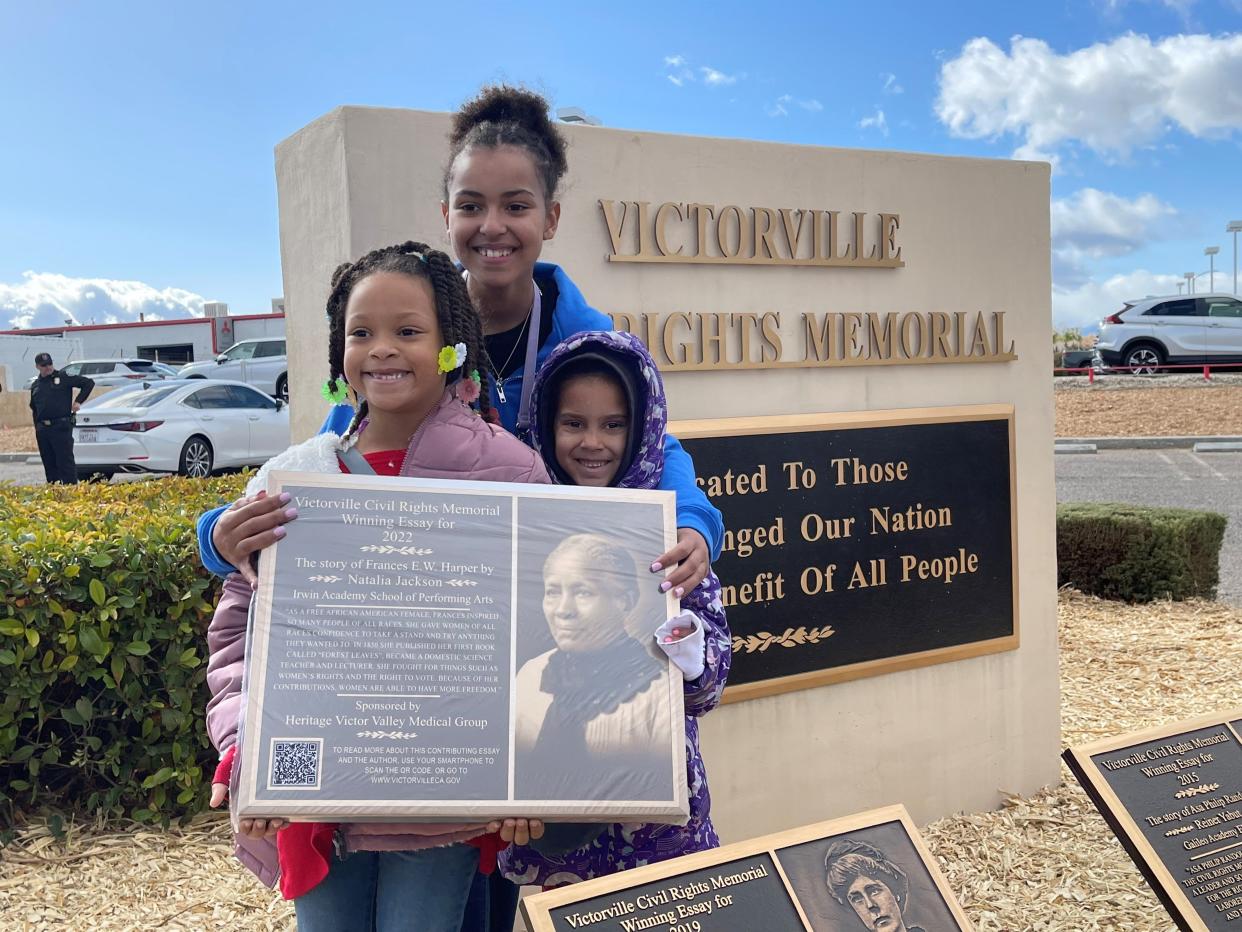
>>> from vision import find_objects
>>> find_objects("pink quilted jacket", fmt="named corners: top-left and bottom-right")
top-left (204, 389), bottom-right (549, 887)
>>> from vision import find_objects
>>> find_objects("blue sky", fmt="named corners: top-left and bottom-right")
top-left (2, 0), bottom-right (1240, 331)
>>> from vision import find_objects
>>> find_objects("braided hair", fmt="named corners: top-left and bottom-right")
top-left (444, 84), bottom-right (569, 203)
top-left (324, 241), bottom-right (494, 438)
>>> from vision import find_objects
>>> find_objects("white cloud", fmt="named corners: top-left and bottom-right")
top-left (935, 32), bottom-right (1242, 160)
top-left (881, 72), bottom-right (904, 94)
top-left (662, 56), bottom-right (743, 90)
top-left (1051, 188), bottom-right (1177, 285)
top-left (859, 108), bottom-right (889, 136)
top-left (663, 54), bottom-right (694, 87)
top-left (767, 94), bottom-right (792, 118)
top-left (0, 272), bottom-right (207, 331)
top-left (1053, 269), bottom-right (1182, 328)
top-left (767, 95), bottom-right (822, 117)
top-left (700, 66), bottom-right (740, 86)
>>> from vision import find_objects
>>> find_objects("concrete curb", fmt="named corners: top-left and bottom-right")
top-left (1055, 443), bottom-right (1098, 454)
top-left (0, 453), bottom-right (37, 462)
top-left (1056, 436), bottom-right (1242, 450)
top-left (1194, 442), bottom-right (1242, 453)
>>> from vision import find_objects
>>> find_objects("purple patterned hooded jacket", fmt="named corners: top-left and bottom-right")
top-left (499, 330), bottom-right (732, 887)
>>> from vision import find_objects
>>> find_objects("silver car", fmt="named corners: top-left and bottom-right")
top-left (1095, 293), bottom-right (1242, 374)
top-left (179, 337), bottom-right (288, 400)
top-left (72, 379), bottom-right (289, 480)
top-left (24, 357), bottom-right (172, 390)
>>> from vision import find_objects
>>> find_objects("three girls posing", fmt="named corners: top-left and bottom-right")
top-left (203, 85), bottom-right (730, 930)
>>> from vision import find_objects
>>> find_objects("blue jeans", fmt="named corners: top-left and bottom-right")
top-left (294, 843), bottom-right (478, 932)
top-left (462, 869), bottom-right (521, 932)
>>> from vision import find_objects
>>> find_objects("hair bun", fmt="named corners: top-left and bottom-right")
top-left (446, 84), bottom-right (568, 199)
top-left (450, 85), bottom-right (552, 146)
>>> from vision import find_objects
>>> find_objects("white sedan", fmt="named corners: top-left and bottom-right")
top-left (72, 380), bottom-right (290, 479)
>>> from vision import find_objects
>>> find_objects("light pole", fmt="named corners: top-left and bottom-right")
top-left (1205, 247), bottom-right (1220, 292)
top-left (1177, 281), bottom-right (1185, 295)
top-left (1228, 221), bottom-right (1242, 295)
top-left (1185, 272), bottom-right (1196, 295)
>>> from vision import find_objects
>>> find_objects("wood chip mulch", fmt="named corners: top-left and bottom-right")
top-left (4, 591), bottom-right (1241, 930)
top-left (1055, 383), bottom-right (1242, 438)
top-left (0, 426), bottom-right (36, 455)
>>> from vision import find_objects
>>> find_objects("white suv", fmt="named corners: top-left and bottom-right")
top-left (23, 358), bottom-right (172, 389)
top-left (1094, 293), bottom-right (1242, 374)
top-left (180, 338), bottom-right (288, 400)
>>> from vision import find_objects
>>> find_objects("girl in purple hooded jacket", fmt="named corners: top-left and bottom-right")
top-left (499, 330), bottom-right (732, 888)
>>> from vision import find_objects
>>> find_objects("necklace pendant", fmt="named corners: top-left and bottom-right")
top-left (496, 381), bottom-right (507, 404)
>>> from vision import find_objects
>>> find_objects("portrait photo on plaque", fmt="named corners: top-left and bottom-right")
top-left (233, 471), bottom-right (685, 823)
top-left (776, 821), bottom-right (962, 931)
top-left (514, 495), bottom-right (680, 804)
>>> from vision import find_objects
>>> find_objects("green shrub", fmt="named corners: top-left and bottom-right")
top-left (0, 475), bottom-right (246, 828)
top-left (1057, 502), bottom-right (1226, 602)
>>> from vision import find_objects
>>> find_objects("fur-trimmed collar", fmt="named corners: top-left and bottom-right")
top-left (245, 432), bottom-right (345, 497)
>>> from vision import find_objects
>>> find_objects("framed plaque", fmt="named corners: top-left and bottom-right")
top-left (1065, 710), bottom-right (1242, 931)
top-left (234, 471), bottom-right (686, 823)
top-left (521, 804), bottom-right (973, 931)
top-left (673, 404), bottom-right (1018, 703)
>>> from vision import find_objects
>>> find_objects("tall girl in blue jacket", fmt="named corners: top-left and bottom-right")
top-left (195, 84), bottom-right (726, 930)
top-left (200, 84), bottom-right (721, 595)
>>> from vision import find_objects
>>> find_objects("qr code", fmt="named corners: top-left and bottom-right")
top-left (268, 738), bottom-right (322, 790)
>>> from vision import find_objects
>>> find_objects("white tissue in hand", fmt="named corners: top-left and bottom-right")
top-left (654, 610), bottom-right (706, 680)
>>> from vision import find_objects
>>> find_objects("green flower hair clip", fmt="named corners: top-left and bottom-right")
top-left (321, 378), bottom-right (350, 404)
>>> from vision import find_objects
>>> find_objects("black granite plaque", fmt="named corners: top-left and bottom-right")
top-left (543, 853), bottom-right (800, 932)
top-left (675, 406), bottom-right (1017, 700)
top-left (522, 805), bottom-right (973, 931)
top-left (1066, 712), bottom-right (1242, 931)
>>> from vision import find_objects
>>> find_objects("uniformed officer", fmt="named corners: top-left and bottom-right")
top-left (29, 352), bottom-right (94, 484)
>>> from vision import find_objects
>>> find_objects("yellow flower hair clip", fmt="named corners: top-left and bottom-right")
top-left (437, 342), bottom-right (468, 374)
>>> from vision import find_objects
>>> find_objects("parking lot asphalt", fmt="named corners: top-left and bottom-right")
top-left (1055, 448), bottom-right (1242, 606)
top-left (2, 449), bottom-right (1239, 604)
top-left (0, 460), bottom-right (152, 486)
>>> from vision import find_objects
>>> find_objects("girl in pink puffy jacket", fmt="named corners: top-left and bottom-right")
top-left (205, 241), bottom-right (548, 931)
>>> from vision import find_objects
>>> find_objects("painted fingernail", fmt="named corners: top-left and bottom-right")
top-left (659, 581), bottom-right (672, 592)
top-left (674, 587), bottom-right (685, 598)
top-left (256, 490), bottom-right (267, 499)
top-left (284, 508), bottom-right (298, 520)
top-left (650, 562), bottom-right (663, 573)
top-left (662, 636), bottom-right (674, 643)
top-left (279, 492), bottom-right (292, 504)
top-left (273, 526), bottom-right (287, 539)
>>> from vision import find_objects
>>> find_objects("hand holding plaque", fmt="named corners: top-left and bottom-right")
top-left (233, 471), bottom-right (688, 824)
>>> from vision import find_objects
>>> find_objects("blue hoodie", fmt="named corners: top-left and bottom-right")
top-left (196, 262), bottom-right (723, 575)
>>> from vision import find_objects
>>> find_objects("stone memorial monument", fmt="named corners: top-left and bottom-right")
top-left (274, 105), bottom-right (1058, 838)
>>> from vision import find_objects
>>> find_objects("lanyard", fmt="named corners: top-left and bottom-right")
top-left (514, 283), bottom-right (542, 433)
top-left (462, 271), bottom-right (543, 432)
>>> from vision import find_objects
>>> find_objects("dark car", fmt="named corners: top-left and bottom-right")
top-left (1059, 350), bottom-right (1099, 372)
